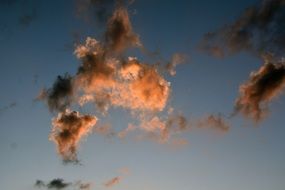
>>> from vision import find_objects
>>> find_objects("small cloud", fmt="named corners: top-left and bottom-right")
top-left (104, 176), bottom-right (121, 188)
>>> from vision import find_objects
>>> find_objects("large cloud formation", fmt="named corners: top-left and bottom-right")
top-left (39, 0), bottom-right (203, 164)
top-left (50, 110), bottom-right (97, 163)
top-left (235, 60), bottom-right (285, 122)
top-left (200, 0), bottom-right (285, 58)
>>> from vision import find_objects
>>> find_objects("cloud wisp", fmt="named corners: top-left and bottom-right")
top-left (200, 0), bottom-right (285, 58)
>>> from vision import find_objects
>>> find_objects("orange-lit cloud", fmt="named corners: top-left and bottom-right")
top-left (104, 176), bottom-right (121, 188)
top-left (50, 110), bottom-right (97, 163)
top-left (235, 60), bottom-right (285, 122)
top-left (74, 39), bottom-right (170, 113)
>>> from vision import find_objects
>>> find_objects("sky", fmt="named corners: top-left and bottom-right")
top-left (0, 0), bottom-right (285, 190)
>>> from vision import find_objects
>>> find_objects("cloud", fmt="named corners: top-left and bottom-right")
top-left (197, 114), bottom-right (230, 133)
top-left (35, 179), bottom-right (91, 190)
top-left (105, 7), bottom-right (141, 52)
top-left (74, 39), bottom-right (170, 112)
top-left (200, 0), bottom-right (285, 58)
top-left (75, 0), bottom-right (115, 24)
top-left (0, 102), bottom-right (16, 116)
top-left (38, 74), bottom-right (74, 112)
top-left (104, 176), bottom-right (121, 188)
top-left (18, 9), bottom-right (37, 27)
top-left (39, 2), bottom-right (193, 162)
top-left (234, 59), bottom-right (285, 122)
top-left (137, 113), bottom-right (189, 143)
top-left (166, 53), bottom-right (186, 76)
top-left (50, 109), bottom-right (97, 163)
top-left (117, 124), bottom-right (136, 139)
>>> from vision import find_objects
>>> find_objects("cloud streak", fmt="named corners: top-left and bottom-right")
top-left (35, 179), bottom-right (91, 190)
top-left (200, 0), bottom-right (285, 58)
top-left (104, 176), bottom-right (121, 188)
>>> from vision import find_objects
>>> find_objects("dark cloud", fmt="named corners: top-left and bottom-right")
top-left (50, 110), bottom-right (97, 163)
top-left (75, 0), bottom-right (115, 24)
top-left (105, 6), bottom-right (141, 52)
top-left (38, 74), bottom-right (74, 112)
top-left (0, 102), bottom-right (17, 115)
top-left (35, 179), bottom-right (91, 190)
top-left (35, 180), bottom-right (45, 188)
top-left (234, 60), bottom-right (285, 122)
top-left (200, 0), bottom-right (285, 58)
top-left (18, 8), bottom-right (37, 27)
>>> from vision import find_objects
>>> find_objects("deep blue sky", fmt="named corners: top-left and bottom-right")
top-left (0, 0), bottom-right (285, 190)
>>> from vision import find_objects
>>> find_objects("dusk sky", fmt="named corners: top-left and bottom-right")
top-left (1, 0), bottom-right (285, 190)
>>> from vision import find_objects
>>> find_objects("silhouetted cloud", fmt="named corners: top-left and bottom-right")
top-left (18, 9), bottom-right (37, 27)
top-left (200, 0), bottom-right (285, 58)
top-left (75, 0), bottom-right (115, 24)
top-left (35, 179), bottom-right (91, 190)
top-left (38, 74), bottom-right (74, 112)
top-left (50, 110), bottom-right (97, 163)
top-left (234, 59), bottom-right (285, 122)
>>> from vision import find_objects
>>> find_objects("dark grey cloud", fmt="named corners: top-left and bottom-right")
top-left (35, 179), bottom-right (91, 190)
top-left (38, 74), bottom-right (74, 112)
top-left (234, 59), bottom-right (285, 122)
top-left (200, 0), bottom-right (285, 58)
top-left (75, 0), bottom-right (115, 24)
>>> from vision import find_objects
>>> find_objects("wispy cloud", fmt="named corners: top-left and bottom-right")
top-left (200, 0), bottom-right (285, 58)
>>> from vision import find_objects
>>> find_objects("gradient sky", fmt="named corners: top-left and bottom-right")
top-left (1, 0), bottom-right (285, 190)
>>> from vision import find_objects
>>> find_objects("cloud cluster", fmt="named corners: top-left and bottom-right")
top-left (35, 179), bottom-right (91, 190)
top-left (200, 0), bottom-right (285, 58)
top-left (75, 40), bottom-right (170, 112)
top-left (50, 110), bottom-right (97, 163)
top-left (235, 60), bottom-right (285, 122)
